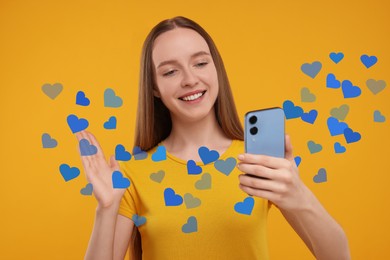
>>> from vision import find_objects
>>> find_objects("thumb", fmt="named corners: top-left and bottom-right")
top-left (285, 134), bottom-right (294, 161)
top-left (109, 155), bottom-right (120, 171)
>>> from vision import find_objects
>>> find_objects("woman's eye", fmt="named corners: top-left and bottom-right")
top-left (195, 62), bottom-right (208, 67)
top-left (162, 70), bottom-right (176, 77)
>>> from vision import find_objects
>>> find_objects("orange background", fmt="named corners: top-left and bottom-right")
top-left (0, 0), bottom-right (389, 259)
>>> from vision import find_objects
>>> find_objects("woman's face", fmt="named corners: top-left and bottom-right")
top-left (152, 28), bottom-right (219, 124)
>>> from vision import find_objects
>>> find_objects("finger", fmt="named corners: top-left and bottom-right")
top-left (239, 174), bottom-right (281, 192)
top-left (237, 163), bottom-right (275, 179)
top-left (285, 134), bottom-right (294, 161)
top-left (238, 153), bottom-right (289, 169)
top-left (239, 184), bottom-right (278, 201)
top-left (109, 155), bottom-right (120, 171)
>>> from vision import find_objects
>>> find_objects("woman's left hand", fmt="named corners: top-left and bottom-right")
top-left (237, 134), bottom-right (311, 212)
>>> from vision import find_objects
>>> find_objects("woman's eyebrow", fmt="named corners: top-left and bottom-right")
top-left (156, 51), bottom-right (211, 69)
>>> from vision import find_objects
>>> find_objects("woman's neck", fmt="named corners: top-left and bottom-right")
top-left (162, 110), bottom-right (232, 161)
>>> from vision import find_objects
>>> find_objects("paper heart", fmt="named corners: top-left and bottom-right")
top-left (184, 193), bottom-right (201, 209)
top-left (301, 109), bottom-right (318, 124)
top-left (294, 156), bottom-right (302, 167)
top-left (42, 133), bottom-right (58, 148)
top-left (342, 80), bottom-right (361, 98)
top-left (59, 164), bottom-right (80, 182)
top-left (344, 128), bottom-right (361, 144)
top-left (150, 170), bottom-right (165, 183)
top-left (327, 117), bottom-right (349, 136)
top-left (301, 87), bottom-right (316, 102)
top-left (301, 61), bottom-right (322, 78)
top-left (329, 52), bottom-right (344, 64)
top-left (283, 100), bottom-right (303, 119)
top-left (115, 144), bottom-right (131, 161)
top-left (151, 146), bottom-right (166, 162)
top-left (214, 157), bottom-right (237, 176)
top-left (326, 73), bottom-right (341, 89)
top-left (76, 91), bottom-right (90, 106)
top-left (164, 188), bottom-right (183, 206)
top-left (79, 139), bottom-right (98, 156)
top-left (330, 105), bottom-right (349, 121)
top-left (313, 168), bottom-right (327, 183)
top-left (42, 83), bottom-right (63, 99)
top-left (112, 171), bottom-right (130, 189)
top-left (366, 79), bottom-right (386, 95)
top-left (103, 116), bottom-right (116, 130)
top-left (132, 214), bottom-right (147, 227)
top-left (307, 141), bottom-right (322, 154)
top-left (104, 88), bottom-right (123, 108)
top-left (374, 110), bottom-right (386, 122)
top-left (187, 160), bottom-right (202, 175)
top-left (133, 146), bottom-right (148, 160)
top-left (182, 216), bottom-right (197, 233)
top-left (195, 173), bottom-right (211, 190)
top-left (198, 146), bottom-right (220, 164)
top-left (80, 183), bottom-right (93, 195)
top-left (234, 197), bottom-right (255, 215)
top-left (334, 142), bottom-right (346, 154)
top-left (360, 54), bottom-right (377, 68)
top-left (67, 114), bottom-right (89, 133)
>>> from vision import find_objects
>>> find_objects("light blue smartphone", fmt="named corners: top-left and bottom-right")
top-left (244, 107), bottom-right (285, 158)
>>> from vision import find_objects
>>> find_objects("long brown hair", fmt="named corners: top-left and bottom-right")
top-left (131, 16), bottom-right (244, 259)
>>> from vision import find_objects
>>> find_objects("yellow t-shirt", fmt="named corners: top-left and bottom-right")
top-left (118, 140), bottom-right (270, 260)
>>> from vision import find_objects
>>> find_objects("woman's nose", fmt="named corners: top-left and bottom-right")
top-left (181, 68), bottom-right (199, 87)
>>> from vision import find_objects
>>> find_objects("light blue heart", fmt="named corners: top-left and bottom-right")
top-left (301, 61), bottom-right (322, 78)
top-left (307, 141), bottom-right (322, 154)
top-left (182, 216), bottom-right (197, 233)
top-left (214, 157), bottom-right (237, 176)
top-left (132, 214), bottom-right (147, 227)
top-left (79, 139), bottom-right (97, 156)
top-left (133, 146), bottom-right (148, 160)
top-left (80, 183), bottom-right (93, 195)
top-left (104, 88), bottom-right (123, 108)
top-left (152, 146), bottom-right (166, 162)
top-left (374, 110), bottom-right (386, 122)
top-left (42, 133), bottom-right (58, 148)
top-left (313, 168), bottom-right (327, 183)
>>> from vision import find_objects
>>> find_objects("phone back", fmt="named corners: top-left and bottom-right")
top-left (244, 107), bottom-right (285, 158)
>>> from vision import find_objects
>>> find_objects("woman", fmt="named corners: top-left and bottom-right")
top-left (76, 16), bottom-right (350, 260)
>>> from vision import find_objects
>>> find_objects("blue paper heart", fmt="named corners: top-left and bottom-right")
top-left (132, 214), bottom-right (147, 227)
top-left (214, 157), bottom-right (237, 176)
top-left (67, 114), bottom-right (89, 133)
top-left (301, 109), bottom-right (318, 124)
top-left (294, 156), bottom-right (302, 167)
top-left (104, 88), bottom-right (123, 108)
top-left (76, 91), bottom-right (90, 106)
top-left (59, 164), bottom-right (80, 182)
top-left (103, 116), bottom-right (116, 130)
top-left (133, 146), bottom-right (148, 160)
top-left (112, 171), bottom-right (130, 189)
top-left (313, 168), bottom-right (327, 183)
top-left (80, 183), bottom-right (93, 195)
top-left (283, 100), bottom-right (304, 119)
top-left (42, 133), bottom-right (58, 148)
top-left (187, 160), bottom-right (202, 175)
top-left (307, 141), bottom-right (322, 154)
top-left (344, 128), bottom-right (361, 144)
top-left (342, 80), bottom-right (361, 98)
top-left (329, 52), bottom-right (344, 64)
top-left (374, 110), bottom-right (386, 122)
top-left (234, 197), bottom-right (255, 215)
top-left (152, 146), bottom-right (166, 162)
top-left (327, 117), bottom-right (349, 136)
top-left (334, 142), bottom-right (346, 154)
top-left (301, 61), bottom-right (322, 78)
top-left (115, 144), bottom-right (131, 161)
top-left (79, 139), bottom-right (98, 156)
top-left (198, 146), bottom-right (220, 164)
top-left (164, 188), bottom-right (183, 206)
top-left (182, 216), bottom-right (197, 233)
top-left (360, 54), bottom-right (377, 68)
top-left (326, 73), bottom-right (341, 89)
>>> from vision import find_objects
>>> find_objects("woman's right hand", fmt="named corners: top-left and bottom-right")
top-left (75, 130), bottom-right (126, 209)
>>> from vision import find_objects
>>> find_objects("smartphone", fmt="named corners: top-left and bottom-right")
top-left (244, 107), bottom-right (285, 158)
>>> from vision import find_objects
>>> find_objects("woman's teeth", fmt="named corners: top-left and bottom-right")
top-left (181, 91), bottom-right (204, 101)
